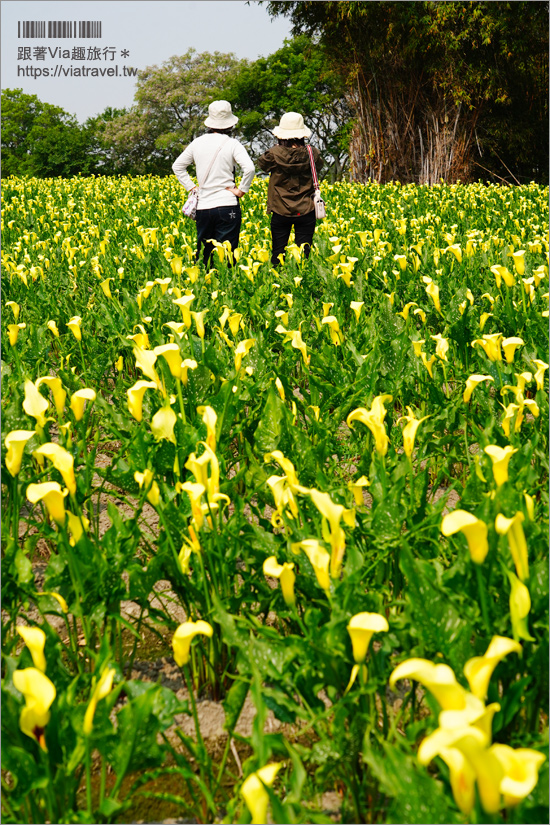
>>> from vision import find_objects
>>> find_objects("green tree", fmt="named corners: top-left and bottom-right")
top-left (1, 89), bottom-right (93, 178)
top-left (228, 36), bottom-right (351, 180)
top-left (263, 1), bottom-right (549, 183)
top-left (83, 107), bottom-right (131, 176)
top-left (101, 49), bottom-right (246, 175)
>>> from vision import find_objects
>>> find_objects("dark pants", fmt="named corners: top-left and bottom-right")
top-left (196, 204), bottom-right (242, 267)
top-left (270, 210), bottom-right (316, 267)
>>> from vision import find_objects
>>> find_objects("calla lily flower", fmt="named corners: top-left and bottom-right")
top-left (412, 339), bottom-right (425, 357)
top-left (431, 334), bottom-right (449, 362)
top-left (267, 475), bottom-right (298, 523)
top-left (154, 343), bottom-right (183, 379)
top-left (133, 346), bottom-right (162, 388)
top-left (241, 763), bottom-right (282, 825)
top-left (67, 316), bottom-right (82, 340)
top-left (151, 404), bottom-right (177, 444)
top-left (322, 302), bottom-right (334, 317)
top-left (275, 376), bottom-right (285, 400)
top-left (463, 636), bottom-right (522, 701)
top-left (100, 278), bottom-right (113, 299)
top-left (180, 481), bottom-right (207, 528)
top-left (17, 626), bottom-right (47, 672)
top-left (397, 407), bottom-right (429, 457)
top-left (172, 620), bottom-right (213, 666)
top-left (181, 359), bottom-right (198, 385)
top-left (12, 667), bottom-right (56, 751)
top-left (438, 746), bottom-right (477, 815)
top-left (347, 612), bottom-right (388, 665)
top-left (490, 265), bottom-right (515, 288)
top-left (228, 312), bottom-right (243, 336)
top-left (264, 450), bottom-right (305, 493)
top-left (425, 281), bottom-right (441, 313)
top-left (4, 430), bottom-right (35, 476)
top-left (446, 244), bottom-right (462, 263)
top-left (191, 309), bottom-right (208, 339)
top-left (263, 556), bottom-right (296, 606)
top-left (347, 407), bottom-right (389, 456)
top-left (322, 315), bottom-right (342, 345)
top-left (163, 321), bottom-right (186, 340)
top-left (197, 405), bottom-right (217, 450)
top-left (47, 320), bottom-right (60, 337)
top-left (23, 380), bottom-right (50, 429)
top-left (70, 388), bottom-right (96, 421)
top-left (36, 591), bottom-right (69, 612)
top-left (495, 512), bottom-right (529, 581)
top-left (348, 475), bottom-right (370, 505)
top-left (8, 323), bottom-right (26, 346)
top-left (350, 301), bottom-right (364, 321)
top-left (290, 329), bottom-right (309, 365)
top-left (501, 337), bottom-right (524, 363)
top-left (472, 333), bottom-right (503, 361)
top-left (6, 300), bottom-right (20, 321)
top-left (398, 301), bottom-right (417, 320)
top-left (491, 744), bottom-right (545, 807)
top-left (26, 482), bottom-right (68, 525)
top-left (390, 658), bottom-right (467, 710)
top-left (127, 380), bottom-right (157, 422)
top-left (83, 667), bottom-right (116, 734)
top-left (511, 250), bottom-right (525, 276)
top-left (309, 488), bottom-right (353, 579)
top-left (66, 510), bottom-right (89, 546)
top-left (134, 469), bottom-right (160, 507)
top-left (234, 338), bottom-right (255, 372)
top-left (34, 443), bottom-right (76, 495)
top-left (505, 570), bottom-right (534, 642)
top-left (441, 509), bottom-right (489, 564)
top-left (532, 358), bottom-right (548, 391)
top-left (172, 294), bottom-right (195, 327)
top-left (293, 539), bottom-right (331, 591)
top-left (483, 445), bottom-right (516, 486)
top-left (36, 376), bottom-right (66, 416)
top-left (464, 374), bottom-right (494, 403)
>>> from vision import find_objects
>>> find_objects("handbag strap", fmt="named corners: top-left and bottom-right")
top-left (198, 135), bottom-right (229, 188)
top-left (307, 145), bottom-right (320, 190)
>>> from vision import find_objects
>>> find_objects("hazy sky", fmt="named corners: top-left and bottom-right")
top-left (1, 0), bottom-right (293, 122)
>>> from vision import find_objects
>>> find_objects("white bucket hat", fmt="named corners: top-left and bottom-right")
top-left (272, 112), bottom-right (311, 139)
top-left (204, 100), bottom-right (239, 129)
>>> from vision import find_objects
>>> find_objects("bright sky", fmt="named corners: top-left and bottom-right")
top-left (1, 0), bottom-right (292, 122)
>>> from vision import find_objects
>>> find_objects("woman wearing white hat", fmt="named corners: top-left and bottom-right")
top-left (173, 100), bottom-right (255, 266)
top-left (258, 112), bottom-right (323, 267)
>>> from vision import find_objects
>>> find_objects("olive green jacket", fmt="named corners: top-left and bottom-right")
top-left (258, 145), bottom-right (323, 217)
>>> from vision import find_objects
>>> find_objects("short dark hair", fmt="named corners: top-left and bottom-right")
top-left (278, 137), bottom-right (305, 147)
top-left (208, 127), bottom-right (233, 135)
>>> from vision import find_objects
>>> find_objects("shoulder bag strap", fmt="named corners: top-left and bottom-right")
top-left (306, 145), bottom-right (320, 190)
top-left (198, 135), bottom-right (229, 188)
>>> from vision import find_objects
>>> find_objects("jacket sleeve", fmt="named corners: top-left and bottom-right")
top-left (233, 142), bottom-right (256, 193)
top-left (257, 150), bottom-right (277, 173)
top-left (172, 143), bottom-right (197, 191)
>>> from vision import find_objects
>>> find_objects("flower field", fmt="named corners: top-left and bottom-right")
top-left (2, 175), bottom-right (549, 824)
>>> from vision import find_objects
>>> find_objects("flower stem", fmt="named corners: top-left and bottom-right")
top-left (475, 563), bottom-right (491, 634)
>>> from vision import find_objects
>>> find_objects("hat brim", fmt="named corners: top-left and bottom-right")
top-left (204, 114), bottom-right (239, 128)
top-left (272, 125), bottom-right (312, 139)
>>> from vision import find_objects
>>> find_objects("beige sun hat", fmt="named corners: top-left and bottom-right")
top-left (204, 100), bottom-right (239, 129)
top-left (272, 112), bottom-right (312, 139)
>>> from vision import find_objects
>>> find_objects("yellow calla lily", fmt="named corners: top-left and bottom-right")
top-left (16, 626), bottom-right (47, 672)
top-left (234, 338), bottom-right (255, 372)
top-left (133, 346), bottom-right (162, 388)
top-left (438, 746), bottom-right (477, 815)
top-left (293, 539), bottom-right (331, 591)
top-left (172, 294), bottom-right (195, 327)
top-left (347, 612), bottom-right (388, 664)
top-left (47, 320), bottom-right (60, 337)
top-left (348, 475), bottom-right (370, 505)
top-left (472, 333), bottom-right (503, 362)
top-left (151, 404), bottom-right (177, 444)
top-left (505, 570), bottom-right (534, 642)
top-left (463, 636), bottom-right (522, 700)
top-left (390, 658), bottom-right (467, 710)
top-left (197, 405), bottom-right (217, 450)
top-left (13, 667), bottom-right (56, 751)
top-left (34, 443), bottom-right (76, 495)
top-left (441, 509), bottom-right (489, 564)
top-left (347, 407), bottom-right (389, 456)
top-left (67, 315), bottom-right (82, 341)
top-left (425, 281), bottom-right (441, 313)
top-left (490, 744), bottom-right (545, 807)
top-left (8, 322), bottom-right (26, 346)
top-left (501, 337), bottom-right (524, 363)
top-left (179, 481), bottom-right (207, 528)
top-left (172, 620), bottom-right (213, 667)
top-left (309, 488), bottom-right (351, 579)
top-left (263, 556), bottom-right (296, 606)
top-left (397, 407), bottom-right (430, 457)
top-left (6, 300), bottom-right (20, 321)
top-left (532, 358), bottom-right (548, 391)
top-left (4, 430), bottom-right (35, 476)
top-left (83, 667), bottom-right (116, 734)
top-left (26, 482), bottom-right (68, 525)
top-left (431, 333), bottom-right (449, 362)
top-left (127, 380), bottom-right (157, 422)
top-left (23, 380), bottom-right (50, 429)
top-left (134, 469), bottom-right (160, 507)
top-left (241, 763), bottom-right (282, 825)
top-left (350, 301), bottom-right (364, 321)
top-left (495, 512), bottom-right (529, 581)
top-left (70, 388), bottom-right (96, 421)
top-left (511, 250), bottom-right (525, 276)
top-left (154, 343), bottom-right (183, 379)
top-left (36, 376), bottom-right (67, 416)
top-left (463, 374), bottom-right (494, 403)
top-left (191, 309), bottom-right (208, 339)
top-left (483, 445), bottom-right (517, 487)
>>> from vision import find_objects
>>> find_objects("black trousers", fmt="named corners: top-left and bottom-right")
top-left (196, 204), bottom-right (241, 267)
top-left (270, 210), bottom-right (316, 267)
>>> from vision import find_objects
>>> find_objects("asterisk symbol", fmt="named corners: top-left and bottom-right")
top-left (121, 49), bottom-right (130, 58)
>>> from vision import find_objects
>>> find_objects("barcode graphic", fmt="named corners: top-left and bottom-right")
top-left (18, 21), bottom-right (102, 38)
